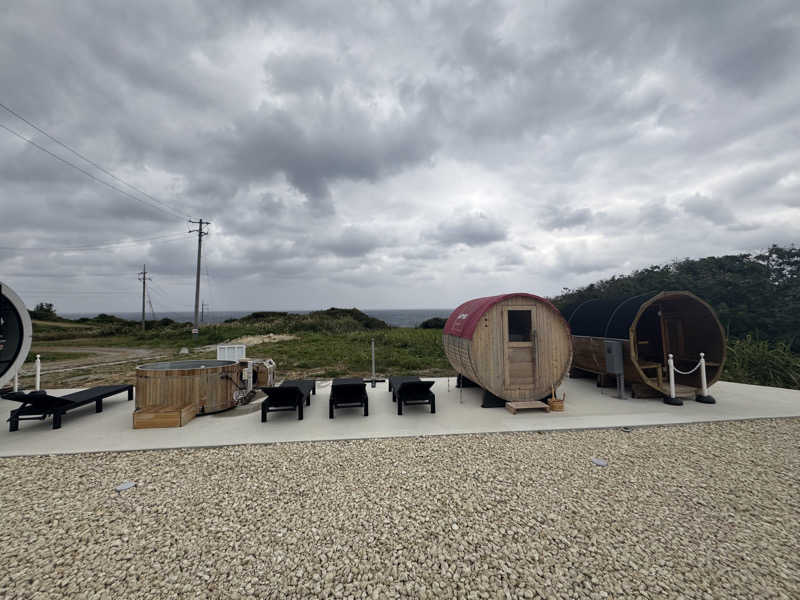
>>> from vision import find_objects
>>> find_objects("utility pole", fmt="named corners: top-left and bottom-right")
top-left (201, 301), bottom-right (207, 323)
top-left (137, 264), bottom-right (150, 331)
top-left (188, 219), bottom-right (210, 336)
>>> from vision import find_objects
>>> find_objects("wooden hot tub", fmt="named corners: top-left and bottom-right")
top-left (135, 359), bottom-right (241, 415)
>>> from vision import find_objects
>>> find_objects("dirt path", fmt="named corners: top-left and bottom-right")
top-left (23, 346), bottom-right (165, 374)
top-left (16, 346), bottom-right (192, 389)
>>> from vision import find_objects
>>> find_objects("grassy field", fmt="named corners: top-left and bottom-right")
top-left (15, 310), bottom-right (453, 388)
top-left (248, 329), bottom-right (452, 379)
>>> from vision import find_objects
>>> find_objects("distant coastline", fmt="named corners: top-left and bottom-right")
top-left (59, 308), bottom-right (454, 328)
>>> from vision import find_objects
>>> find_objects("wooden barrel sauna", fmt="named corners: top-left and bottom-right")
top-left (561, 291), bottom-right (726, 396)
top-left (443, 293), bottom-right (572, 402)
top-left (135, 360), bottom-right (241, 415)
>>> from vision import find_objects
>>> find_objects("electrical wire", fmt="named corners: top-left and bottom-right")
top-left (16, 290), bottom-right (134, 295)
top-left (0, 121), bottom-right (187, 220)
top-left (204, 256), bottom-right (216, 320)
top-left (0, 101), bottom-right (189, 221)
top-left (0, 232), bottom-right (189, 252)
top-left (148, 282), bottom-right (183, 311)
top-left (146, 288), bottom-right (157, 321)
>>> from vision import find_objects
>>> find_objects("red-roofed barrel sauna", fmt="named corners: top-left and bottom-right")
top-left (443, 293), bottom-right (572, 405)
top-left (561, 291), bottom-right (726, 397)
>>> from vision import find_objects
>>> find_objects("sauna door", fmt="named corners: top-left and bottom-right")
top-left (503, 307), bottom-right (535, 388)
top-left (661, 313), bottom-right (685, 362)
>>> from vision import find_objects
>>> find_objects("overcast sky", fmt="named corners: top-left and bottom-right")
top-left (1, 1), bottom-right (799, 314)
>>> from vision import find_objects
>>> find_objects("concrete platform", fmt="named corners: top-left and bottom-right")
top-left (1, 377), bottom-right (799, 457)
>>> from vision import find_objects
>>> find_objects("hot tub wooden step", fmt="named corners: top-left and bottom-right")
top-left (505, 400), bottom-right (551, 415)
top-left (133, 403), bottom-right (196, 429)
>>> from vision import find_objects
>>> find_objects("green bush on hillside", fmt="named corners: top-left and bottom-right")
top-left (723, 336), bottom-right (800, 389)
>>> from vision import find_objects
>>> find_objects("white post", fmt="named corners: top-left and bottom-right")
top-left (667, 353), bottom-right (676, 400)
top-left (370, 338), bottom-right (376, 388)
top-left (14, 370), bottom-right (19, 392)
top-left (35, 354), bottom-right (41, 391)
top-left (699, 352), bottom-right (708, 397)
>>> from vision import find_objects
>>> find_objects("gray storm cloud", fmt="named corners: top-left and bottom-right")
top-left (1, 0), bottom-right (799, 312)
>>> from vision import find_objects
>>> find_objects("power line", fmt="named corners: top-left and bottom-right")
top-left (0, 232), bottom-right (188, 252)
top-left (19, 290), bottom-right (131, 296)
top-left (0, 101), bottom-right (189, 221)
top-left (0, 121), bottom-right (187, 220)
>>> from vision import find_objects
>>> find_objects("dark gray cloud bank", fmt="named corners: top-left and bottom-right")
top-left (1, 1), bottom-right (799, 312)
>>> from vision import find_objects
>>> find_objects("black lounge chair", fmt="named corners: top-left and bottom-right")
top-left (2, 384), bottom-right (134, 431)
top-left (260, 379), bottom-right (316, 421)
top-left (329, 378), bottom-right (368, 419)
top-left (388, 376), bottom-right (436, 415)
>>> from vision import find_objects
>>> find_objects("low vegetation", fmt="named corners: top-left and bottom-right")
top-left (20, 308), bottom-right (451, 387)
top-left (418, 317), bottom-right (447, 329)
top-left (723, 336), bottom-right (800, 390)
top-left (248, 329), bottom-right (451, 379)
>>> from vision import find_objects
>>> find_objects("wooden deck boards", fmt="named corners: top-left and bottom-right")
top-left (505, 400), bottom-right (551, 414)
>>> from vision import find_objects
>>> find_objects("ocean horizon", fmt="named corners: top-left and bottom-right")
top-left (59, 308), bottom-right (454, 328)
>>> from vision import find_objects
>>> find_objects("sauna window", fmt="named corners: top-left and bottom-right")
top-left (508, 310), bottom-right (532, 342)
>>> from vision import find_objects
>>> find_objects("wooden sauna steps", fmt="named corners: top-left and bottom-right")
top-left (133, 403), bottom-right (196, 429)
top-left (505, 400), bottom-right (551, 414)
top-left (657, 383), bottom-right (696, 399)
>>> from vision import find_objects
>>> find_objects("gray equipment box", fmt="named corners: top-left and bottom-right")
top-left (604, 340), bottom-right (624, 375)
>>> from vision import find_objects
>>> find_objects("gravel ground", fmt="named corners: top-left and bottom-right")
top-left (1, 419), bottom-right (798, 600)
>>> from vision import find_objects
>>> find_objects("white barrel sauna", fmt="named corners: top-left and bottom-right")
top-left (0, 282), bottom-right (33, 389)
top-left (443, 293), bottom-right (572, 402)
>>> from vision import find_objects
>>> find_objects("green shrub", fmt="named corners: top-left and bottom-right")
top-left (418, 317), bottom-right (447, 329)
top-left (723, 335), bottom-right (800, 389)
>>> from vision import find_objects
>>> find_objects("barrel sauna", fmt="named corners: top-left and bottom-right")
top-left (135, 360), bottom-right (241, 415)
top-left (443, 293), bottom-right (572, 402)
top-left (562, 291), bottom-right (726, 396)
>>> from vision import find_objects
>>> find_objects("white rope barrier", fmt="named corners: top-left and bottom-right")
top-left (673, 362), bottom-right (702, 375)
top-left (667, 352), bottom-right (711, 401)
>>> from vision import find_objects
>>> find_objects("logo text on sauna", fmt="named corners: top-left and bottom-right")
top-left (456, 313), bottom-right (469, 320)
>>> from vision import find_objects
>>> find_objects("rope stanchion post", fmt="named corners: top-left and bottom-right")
top-left (663, 353), bottom-right (683, 406)
top-left (35, 354), bottom-right (41, 391)
top-left (696, 352), bottom-right (716, 404)
top-left (371, 338), bottom-right (376, 389)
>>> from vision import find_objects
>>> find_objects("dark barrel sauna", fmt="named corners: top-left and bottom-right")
top-left (443, 293), bottom-right (572, 403)
top-left (562, 291), bottom-right (726, 396)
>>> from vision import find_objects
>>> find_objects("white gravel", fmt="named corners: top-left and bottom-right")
top-left (1, 419), bottom-right (798, 599)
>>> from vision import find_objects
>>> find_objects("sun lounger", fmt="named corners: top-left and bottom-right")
top-left (388, 376), bottom-right (435, 415)
top-left (2, 384), bottom-right (134, 431)
top-left (260, 379), bottom-right (316, 422)
top-left (329, 378), bottom-right (368, 418)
